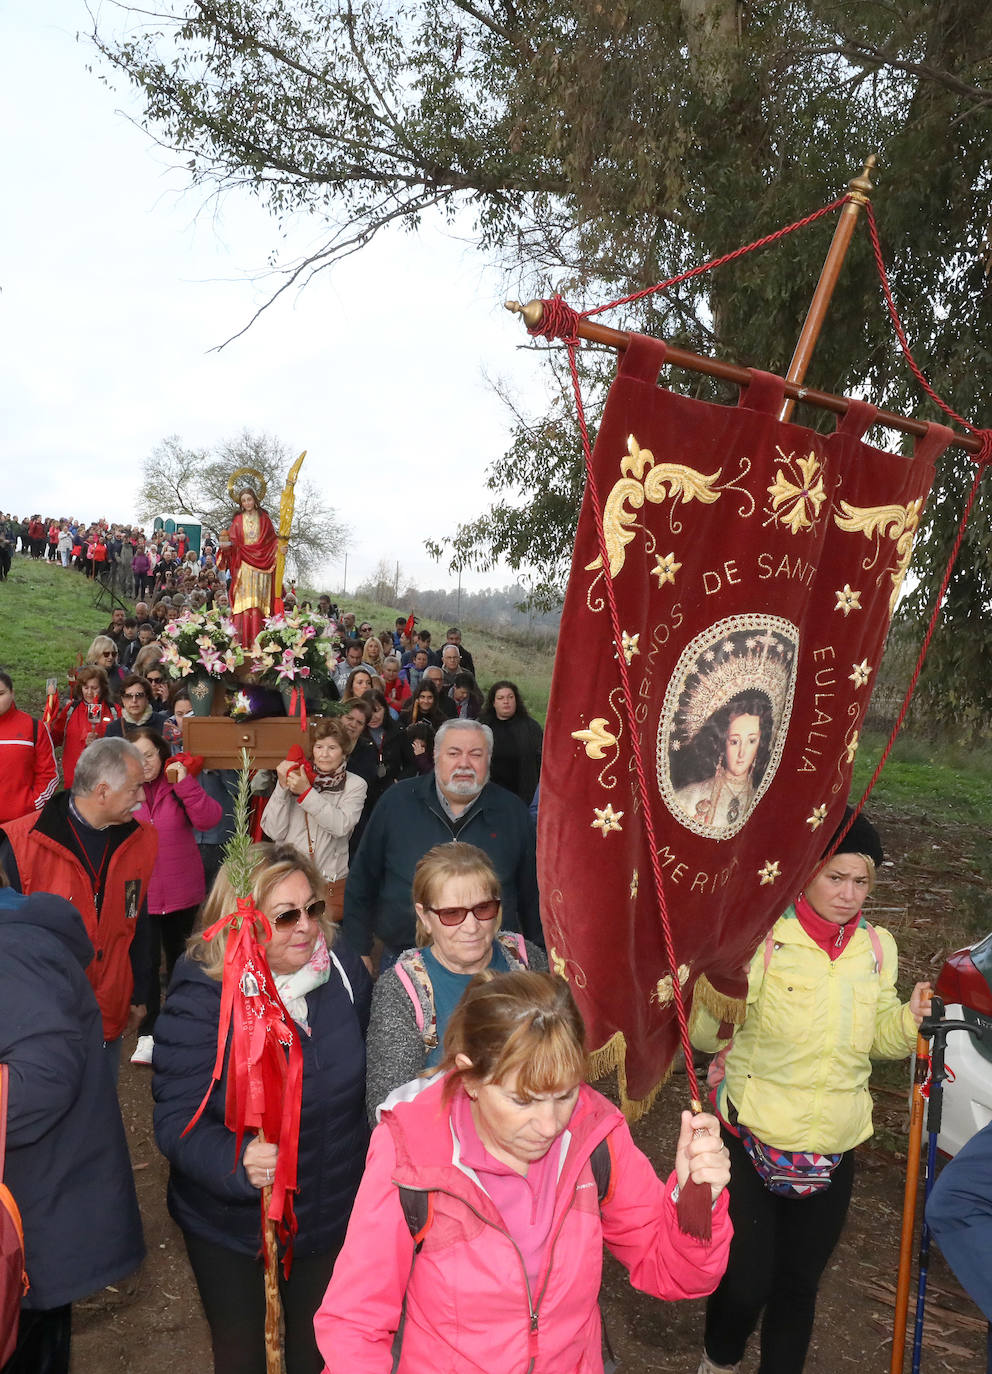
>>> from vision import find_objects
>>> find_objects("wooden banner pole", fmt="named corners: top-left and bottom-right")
top-left (504, 302), bottom-right (982, 456)
top-left (778, 157), bottom-right (877, 423)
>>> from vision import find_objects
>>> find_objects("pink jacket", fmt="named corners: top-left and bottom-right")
top-left (314, 1079), bottom-right (731, 1373)
top-left (136, 771), bottom-right (222, 914)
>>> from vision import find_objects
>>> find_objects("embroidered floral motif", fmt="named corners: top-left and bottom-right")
top-left (765, 450), bottom-right (827, 535)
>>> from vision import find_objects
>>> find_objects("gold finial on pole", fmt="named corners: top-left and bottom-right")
top-left (847, 154), bottom-right (877, 206)
top-left (505, 299), bottom-right (547, 330)
top-left (778, 154), bottom-right (879, 422)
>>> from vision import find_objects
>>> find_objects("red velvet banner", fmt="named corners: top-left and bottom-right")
top-left (539, 335), bottom-right (955, 1109)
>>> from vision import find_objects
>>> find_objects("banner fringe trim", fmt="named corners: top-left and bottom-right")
top-left (691, 974), bottom-right (747, 1029)
top-left (586, 1032), bottom-right (676, 1124)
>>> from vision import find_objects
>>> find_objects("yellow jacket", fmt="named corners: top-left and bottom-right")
top-left (691, 908), bottom-right (917, 1154)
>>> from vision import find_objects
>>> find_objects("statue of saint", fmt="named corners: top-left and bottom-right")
top-left (217, 484), bottom-right (278, 646)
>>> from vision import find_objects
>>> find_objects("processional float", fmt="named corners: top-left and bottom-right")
top-left (509, 154), bottom-right (990, 1334)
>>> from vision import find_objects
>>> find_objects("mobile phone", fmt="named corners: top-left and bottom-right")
top-left (46, 677), bottom-right (58, 697)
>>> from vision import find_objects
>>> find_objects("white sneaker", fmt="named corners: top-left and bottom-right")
top-left (696, 1356), bottom-right (740, 1374)
top-left (130, 1035), bottom-right (155, 1066)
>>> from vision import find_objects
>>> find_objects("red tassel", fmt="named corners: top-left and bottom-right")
top-left (676, 1175), bottom-right (713, 1241)
top-left (676, 1101), bottom-right (713, 1241)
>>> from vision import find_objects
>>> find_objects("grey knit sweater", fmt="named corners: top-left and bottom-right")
top-left (365, 937), bottom-right (548, 1123)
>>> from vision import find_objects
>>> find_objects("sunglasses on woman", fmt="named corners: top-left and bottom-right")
top-left (427, 899), bottom-right (500, 927)
top-left (271, 898), bottom-right (326, 930)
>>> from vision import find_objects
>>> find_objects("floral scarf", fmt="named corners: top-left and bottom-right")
top-left (273, 931), bottom-right (331, 1034)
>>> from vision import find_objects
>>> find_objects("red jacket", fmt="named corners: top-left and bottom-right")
top-left (315, 1078), bottom-right (731, 1372)
top-left (383, 678), bottom-right (412, 712)
top-left (49, 699), bottom-right (122, 788)
top-left (1, 794), bottom-right (157, 1039)
top-left (0, 706), bottom-right (58, 824)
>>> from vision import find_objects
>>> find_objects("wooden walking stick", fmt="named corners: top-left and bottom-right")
top-left (258, 1130), bottom-right (285, 1374)
top-left (890, 1032), bottom-right (929, 1374)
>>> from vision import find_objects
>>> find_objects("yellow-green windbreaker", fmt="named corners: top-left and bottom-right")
top-left (691, 907), bottom-right (917, 1154)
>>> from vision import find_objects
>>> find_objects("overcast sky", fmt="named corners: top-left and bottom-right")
top-left (0, 1), bottom-right (552, 594)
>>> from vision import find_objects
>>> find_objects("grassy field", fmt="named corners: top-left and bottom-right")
top-left (0, 556), bottom-right (117, 712)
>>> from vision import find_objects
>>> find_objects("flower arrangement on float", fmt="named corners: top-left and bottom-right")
top-left (159, 610), bottom-right (245, 680)
top-left (250, 612), bottom-right (338, 688)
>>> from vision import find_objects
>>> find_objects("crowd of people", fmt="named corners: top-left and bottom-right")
top-left (0, 526), bottom-right (947, 1374)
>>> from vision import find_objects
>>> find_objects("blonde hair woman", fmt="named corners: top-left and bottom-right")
top-left (364, 842), bottom-right (547, 1119)
top-left (153, 842), bottom-right (372, 1374)
top-left (361, 635), bottom-right (384, 671)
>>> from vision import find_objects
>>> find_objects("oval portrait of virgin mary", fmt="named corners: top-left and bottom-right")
top-left (658, 615), bottom-right (799, 839)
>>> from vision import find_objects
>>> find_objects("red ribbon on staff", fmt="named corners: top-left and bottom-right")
top-left (183, 896), bottom-right (304, 1271)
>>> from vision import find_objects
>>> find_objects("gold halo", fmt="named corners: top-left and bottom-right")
top-left (227, 468), bottom-right (267, 507)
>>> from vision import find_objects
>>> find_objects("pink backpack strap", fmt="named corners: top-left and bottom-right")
top-left (864, 920), bottom-right (884, 974)
top-left (393, 959), bottom-right (425, 1035)
top-left (498, 931), bottom-right (528, 966)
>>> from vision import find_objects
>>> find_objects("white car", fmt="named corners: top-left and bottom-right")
top-left (933, 931), bottom-right (992, 1157)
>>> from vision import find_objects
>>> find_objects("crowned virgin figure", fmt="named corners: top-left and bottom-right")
top-left (217, 476), bottom-right (279, 646)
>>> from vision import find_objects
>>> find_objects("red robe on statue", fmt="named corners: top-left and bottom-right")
top-left (217, 508), bottom-right (279, 647)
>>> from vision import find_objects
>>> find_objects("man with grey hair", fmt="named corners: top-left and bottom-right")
top-left (342, 718), bottom-right (541, 970)
top-left (0, 737), bottom-right (158, 1076)
top-left (423, 664), bottom-right (456, 719)
top-left (439, 642), bottom-right (462, 692)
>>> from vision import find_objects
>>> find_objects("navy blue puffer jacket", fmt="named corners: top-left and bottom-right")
top-left (152, 938), bottom-right (371, 1256)
top-left (0, 887), bottom-right (145, 1309)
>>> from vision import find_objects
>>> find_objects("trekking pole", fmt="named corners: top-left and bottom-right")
top-left (911, 996), bottom-right (984, 1374)
top-left (890, 1032), bottom-right (929, 1374)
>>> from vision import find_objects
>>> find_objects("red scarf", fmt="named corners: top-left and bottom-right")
top-left (794, 892), bottom-right (860, 961)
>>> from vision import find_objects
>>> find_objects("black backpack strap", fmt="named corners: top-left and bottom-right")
top-left (398, 1187), bottom-right (434, 1253)
top-left (589, 1136), bottom-right (614, 1206)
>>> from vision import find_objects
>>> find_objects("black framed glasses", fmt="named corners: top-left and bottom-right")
top-left (427, 899), bottom-right (500, 927)
top-left (271, 899), bottom-right (326, 930)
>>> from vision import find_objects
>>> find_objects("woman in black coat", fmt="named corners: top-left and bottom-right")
top-left (364, 690), bottom-right (417, 809)
top-left (0, 884), bottom-right (144, 1374)
top-left (479, 680), bottom-right (544, 805)
top-left (153, 843), bottom-right (371, 1374)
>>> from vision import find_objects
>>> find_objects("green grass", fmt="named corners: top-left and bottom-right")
top-left (850, 728), bottom-right (992, 825)
top-left (0, 557), bottom-right (114, 713)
